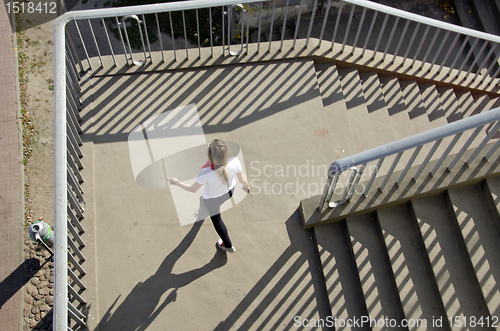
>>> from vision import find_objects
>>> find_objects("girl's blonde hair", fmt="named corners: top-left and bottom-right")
top-left (208, 139), bottom-right (230, 185)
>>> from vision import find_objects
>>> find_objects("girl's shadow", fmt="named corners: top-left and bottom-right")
top-left (96, 220), bottom-right (227, 331)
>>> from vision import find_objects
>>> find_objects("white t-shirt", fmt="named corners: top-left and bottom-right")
top-left (195, 157), bottom-right (242, 199)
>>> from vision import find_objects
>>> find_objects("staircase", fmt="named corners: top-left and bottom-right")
top-left (305, 60), bottom-right (500, 330)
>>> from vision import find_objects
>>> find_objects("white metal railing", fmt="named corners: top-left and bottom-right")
top-left (53, 0), bottom-right (500, 329)
top-left (318, 107), bottom-right (500, 211)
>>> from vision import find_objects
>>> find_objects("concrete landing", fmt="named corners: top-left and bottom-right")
top-left (81, 59), bottom-right (338, 330)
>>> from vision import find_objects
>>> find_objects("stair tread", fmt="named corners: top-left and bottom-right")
top-left (377, 206), bottom-right (446, 330)
top-left (315, 63), bottom-right (359, 160)
top-left (314, 222), bottom-right (369, 326)
top-left (346, 214), bottom-right (406, 329)
top-left (359, 72), bottom-right (396, 149)
top-left (411, 195), bottom-right (492, 324)
top-left (379, 76), bottom-right (417, 141)
top-left (447, 185), bottom-right (500, 318)
top-left (338, 68), bottom-right (379, 152)
top-left (418, 83), bottom-right (447, 126)
top-left (436, 86), bottom-right (462, 123)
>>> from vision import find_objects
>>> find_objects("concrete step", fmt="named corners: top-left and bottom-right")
top-left (346, 214), bottom-right (407, 331)
top-left (436, 86), bottom-right (463, 124)
top-left (379, 75), bottom-right (416, 141)
top-left (454, 89), bottom-right (476, 121)
top-left (359, 71), bottom-right (396, 146)
top-left (410, 194), bottom-right (491, 329)
top-left (338, 68), bottom-right (379, 153)
top-left (314, 62), bottom-right (358, 161)
top-left (376, 205), bottom-right (446, 331)
top-left (418, 83), bottom-right (447, 126)
top-left (313, 221), bottom-right (370, 330)
top-left (446, 185), bottom-right (500, 322)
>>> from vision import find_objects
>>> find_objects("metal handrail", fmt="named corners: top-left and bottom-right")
top-left (318, 107), bottom-right (500, 211)
top-left (53, 0), bottom-right (500, 330)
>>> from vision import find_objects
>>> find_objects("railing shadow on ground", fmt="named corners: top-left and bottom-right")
top-left (95, 220), bottom-right (228, 331)
top-left (93, 211), bottom-right (334, 331)
top-left (80, 58), bottom-right (319, 144)
top-left (0, 258), bottom-right (42, 309)
top-left (214, 211), bottom-right (334, 331)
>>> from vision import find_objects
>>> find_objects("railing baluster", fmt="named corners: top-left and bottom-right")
top-left (305, 0), bottom-right (318, 48)
top-left (382, 16), bottom-right (399, 62)
top-left (280, 0), bottom-right (290, 51)
top-left (466, 121), bottom-right (500, 166)
top-left (402, 22), bottom-right (420, 65)
top-left (352, 7), bottom-right (367, 54)
top-left (68, 251), bottom-right (86, 275)
top-left (319, 174), bottom-right (333, 211)
top-left (430, 133), bottom-right (462, 176)
top-left (141, 15), bottom-right (153, 63)
top-left (392, 19), bottom-right (410, 63)
top-left (341, 4), bottom-right (356, 53)
top-left (429, 29), bottom-right (450, 69)
top-left (448, 126), bottom-right (483, 171)
top-left (410, 25), bottom-right (430, 68)
top-left (209, 8), bottom-right (213, 57)
top-left (420, 28), bottom-right (441, 70)
top-left (257, 2), bottom-right (262, 53)
top-left (68, 205), bottom-right (84, 232)
top-left (195, 9), bottom-right (201, 58)
top-left (347, 164), bottom-right (366, 200)
top-left (115, 17), bottom-right (128, 64)
top-left (67, 219), bottom-right (85, 247)
top-left (68, 302), bottom-right (86, 326)
top-left (331, 0), bottom-right (344, 50)
top-left (293, 0), bottom-right (304, 49)
top-left (169, 12), bottom-right (176, 61)
top-left (101, 18), bottom-right (116, 66)
top-left (465, 40), bottom-right (489, 78)
top-left (473, 43), bottom-right (497, 81)
top-left (448, 35), bottom-right (470, 76)
top-left (68, 235), bottom-right (85, 262)
top-left (439, 33), bottom-right (460, 73)
top-left (380, 152), bottom-right (403, 191)
top-left (155, 13), bottom-right (164, 62)
top-left (318, 0), bottom-right (332, 48)
top-left (456, 37), bottom-right (480, 76)
top-left (481, 49), bottom-right (500, 83)
top-left (396, 145), bottom-right (422, 186)
top-left (73, 21), bottom-right (92, 69)
top-left (331, 168), bottom-right (357, 207)
top-left (325, 173), bottom-right (340, 207)
top-left (182, 10), bottom-right (188, 59)
top-left (361, 10), bottom-right (378, 58)
top-left (68, 268), bottom-right (86, 290)
top-left (364, 158), bottom-right (384, 196)
top-left (268, 0), bottom-right (276, 52)
top-left (373, 13), bottom-right (389, 57)
top-left (68, 283), bottom-right (86, 305)
top-left (414, 139), bottom-right (442, 181)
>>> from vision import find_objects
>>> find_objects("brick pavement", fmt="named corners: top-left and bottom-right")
top-left (0, 2), bottom-right (23, 331)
